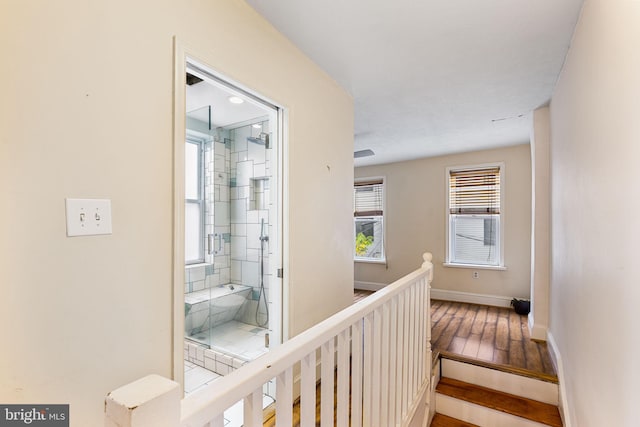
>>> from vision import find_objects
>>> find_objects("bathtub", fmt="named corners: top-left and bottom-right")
top-left (185, 284), bottom-right (251, 343)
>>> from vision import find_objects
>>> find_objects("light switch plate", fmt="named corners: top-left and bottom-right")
top-left (65, 198), bottom-right (113, 237)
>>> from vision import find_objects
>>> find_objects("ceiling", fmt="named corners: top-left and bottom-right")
top-left (186, 71), bottom-right (270, 129)
top-left (245, 0), bottom-right (584, 166)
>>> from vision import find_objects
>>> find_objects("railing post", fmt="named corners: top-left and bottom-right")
top-left (105, 374), bottom-right (181, 427)
top-left (421, 252), bottom-right (433, 276)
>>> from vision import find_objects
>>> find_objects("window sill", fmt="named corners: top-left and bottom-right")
top-left (355, 258), bottom-right (387, 265)
top-left (443, 262), bottom-right (506, 271)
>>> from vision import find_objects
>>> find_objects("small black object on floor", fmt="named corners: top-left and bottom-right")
top-left (511, 298), bottom-right (530, 315)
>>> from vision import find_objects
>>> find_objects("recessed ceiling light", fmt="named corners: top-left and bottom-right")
top-left (252, 123), bottom-right (262, 129)
top-left (228, 96), bottom-right (244, 104)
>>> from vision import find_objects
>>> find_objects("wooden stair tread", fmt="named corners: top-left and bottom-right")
top-left (431, 413), bottom-right (480, 427)
top-left (439, 351), bottom-right (558, 384)
top-left (436, 377), bottom-right (562, 427)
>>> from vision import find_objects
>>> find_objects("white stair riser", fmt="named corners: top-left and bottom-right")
top-left (428, 360), bottom-right (441, 426)
top-left (435, 393), bottom-right (550, 427)
top-left (440, 359), bottom-right (558, 405)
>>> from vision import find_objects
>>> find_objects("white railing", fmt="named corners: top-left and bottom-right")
top-left (105, 252), bottom-right (434, 427)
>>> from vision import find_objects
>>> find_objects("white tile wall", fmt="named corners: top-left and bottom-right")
top-left (253, 163), bottom-right (266, 178)
top-left (246, 224), bottom-right (261, 249)
top-left (231, 236), bottom-right (247, 259)
top-left (246, 248), bottom-right (260, 263)
top-left (214, 201), bottom-right (229, 225)
top-left (189, 266), bottom-right (206, 282)
top-left (245, 210), bottom-right (257, 224)
top-left (232, 223), bottom-right (246, 236)
top-left (231, 200), bottom-right (246, 224)
top-left (236, 161), bottom-right (253, 186)
top-left (248, 140), bottom-right (266, 164)
top-left (231, 260), bottom-right (242, 282)
top-left (184, 121), bottom-right (275, 347)
top-left (241, 262), bottom-right (259, 287)
top-left (219, 268), bottom-right (230, 284)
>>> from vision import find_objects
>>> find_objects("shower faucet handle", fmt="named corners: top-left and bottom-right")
top-left (211, 233), bottom-right (223, 254)
top-left (207, 233), bottom-right (217, 255)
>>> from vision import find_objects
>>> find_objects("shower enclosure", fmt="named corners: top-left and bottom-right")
top-left (183, 96), bottom-right (277, 375)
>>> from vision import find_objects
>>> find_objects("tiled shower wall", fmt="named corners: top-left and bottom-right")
top-left (229, 120), bottom-right (272, 326)
top-left (185, 128), bottom-right (231, 296)
top-left (184, 120), bottom-right (273, 330)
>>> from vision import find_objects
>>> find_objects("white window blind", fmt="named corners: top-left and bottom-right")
top-left (449, 167), bottom-right (501, 215)
top-left (185, 139), bottom-right (204, 264)
top-left (447, 165), bottom-right (502, 267)
top-left (354, 180), bottom-right (383, 217)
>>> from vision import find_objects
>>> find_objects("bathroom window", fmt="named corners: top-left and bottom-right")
top-left (446, 164), bottom-right (503, 268)
top-left (185, 138), bottom-right (205, 264)
top-left (354, 178), bottom-right (385, 262)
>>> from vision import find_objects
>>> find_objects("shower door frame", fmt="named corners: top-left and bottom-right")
top-left (172, 38), bottom-right (287, 391)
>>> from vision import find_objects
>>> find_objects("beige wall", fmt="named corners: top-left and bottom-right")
top-left (0, 1), bottom-right (353, 426)
top-left (529, 106), bottom-right (551, 340)
top-left (549, 1), bottom-right (640, 426)
top-left (355, 144), bottom-right (531, 299)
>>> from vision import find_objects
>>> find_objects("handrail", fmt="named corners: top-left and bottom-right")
top-left (105, 252), bottom-right (434, 427)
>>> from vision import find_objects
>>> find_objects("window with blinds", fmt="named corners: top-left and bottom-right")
top-left (447, 166), bottom-right (502, 267)
top-left (354, 180), bottom-right (383, 216)
top-left (354, 179), bottom-right (385, 261)
top-left (449, 167), bottom-right (500, 215)
top-left (185, 138), bottom-right (205, 265)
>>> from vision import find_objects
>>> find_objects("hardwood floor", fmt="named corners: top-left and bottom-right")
top-left (353, 289), bottom-right (374, 303)
top-left (431, 300), bottom-right (556, 378)
top-left (263, 292), bottom-right (555, 426)
top-left (430, 413), bottom-right (479, 427)
top-left (354, 291), bottom-right (555, 377)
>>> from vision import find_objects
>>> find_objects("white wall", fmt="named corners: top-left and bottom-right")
top-left (0, 1), bottom-right (353, 425)
top-left (529, 107), bottom-right (551, 340)
top-left (549, 1), bottom-right (640, 426)
top-left (355, 144), bottom-right (531, 300)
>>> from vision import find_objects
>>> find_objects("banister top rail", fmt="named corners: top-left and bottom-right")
top-left (180, 252), bottom-right (433, 426)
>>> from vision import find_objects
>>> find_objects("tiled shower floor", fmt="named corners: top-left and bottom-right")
top-left (208, 320), bottom-right (269, 361)
top-left (184, 360), bottom-right (221, 394)
top-left (185, 320), bottom-right (269, 393)
top-left (185, 320), bottom-right (273, 425)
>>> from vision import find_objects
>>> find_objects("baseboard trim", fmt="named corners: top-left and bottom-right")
top-left (528, 312), bottom-right (548, 341)
top-left (354, 280), bottom-right (387, 291)
top-left (430, 288), bottom-right (512, 308)
top-left (547, 332), bottom-right (572, 427)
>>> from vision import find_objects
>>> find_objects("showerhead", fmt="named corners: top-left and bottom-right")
top-left (247, 136), bottom-right (265, 145)
top-left (247, 133), bottom-right (270, 148)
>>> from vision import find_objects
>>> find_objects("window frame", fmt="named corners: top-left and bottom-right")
top-left (445, 163), bottom-right (505, 270)
top-left (185, 136), bottom-right (206, 265)
top-left (354, 177), bottom-right (386, 264)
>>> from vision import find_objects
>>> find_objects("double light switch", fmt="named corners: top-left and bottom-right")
top-left (65, 198), bottom-right (113, 237)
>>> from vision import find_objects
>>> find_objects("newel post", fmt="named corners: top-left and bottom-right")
top-left (421, 252), bottom-right (434, 280)
top-left (105, 374), bottom-right (181, 427)
top-left (421, 251), bottom-right (435, 427)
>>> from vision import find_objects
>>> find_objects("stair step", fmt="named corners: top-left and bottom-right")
top-left (436, 377), bottom-right (562, 427)
top-left (431, 413), bottom-right (480, 427)
top-left (439, 351), bottom-right (558, 384)
top-left (440, 357), bottom-right (559, 405)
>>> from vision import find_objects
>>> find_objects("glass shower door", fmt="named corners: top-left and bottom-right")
top-left (184, 106), bottom-right (215, 348)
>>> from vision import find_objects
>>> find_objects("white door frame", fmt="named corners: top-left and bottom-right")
top-left (172, 38), bottom-right (287, 390)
